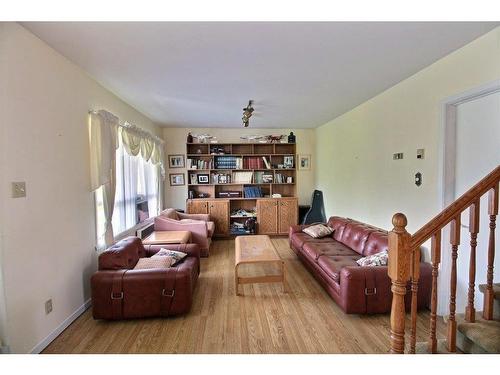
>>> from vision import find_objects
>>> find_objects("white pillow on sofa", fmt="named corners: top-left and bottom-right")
top-left (356, 250), bottom-right (388, 267)
top-left (302, 224), bottom-right (334, 238)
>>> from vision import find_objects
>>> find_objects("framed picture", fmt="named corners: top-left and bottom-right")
top-left (168, 154), bottom-right (185, 168)
top-left (298, 154), bottom-right (311, 170)
top-left (197, 173), bottom-right (210, 184)
top-left (169, 173), bottom-right (185, 186)
top-left (284, 155), bottom-right (294, 168)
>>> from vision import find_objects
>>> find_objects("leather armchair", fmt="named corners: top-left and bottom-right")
top-left (91, 237), bottom-right (200, 320)
top-left (289, 217), bottom-right (432, 314)
top-left (155, 208), bottom-right (214, 257)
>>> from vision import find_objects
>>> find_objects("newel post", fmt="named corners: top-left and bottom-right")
top-left (388, 213), bottom-right (412, 354)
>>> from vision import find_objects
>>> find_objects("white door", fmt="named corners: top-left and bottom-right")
top-left (453, 90), bottom-right (500, 313)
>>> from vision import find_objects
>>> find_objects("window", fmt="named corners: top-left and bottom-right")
top-left (94, 136), bottom-right (160, 249)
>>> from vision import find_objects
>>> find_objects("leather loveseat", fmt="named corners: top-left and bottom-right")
top-left (289, 216), bottom-right (431, 314)
top-left (91, 237), bottom-right (200, 320)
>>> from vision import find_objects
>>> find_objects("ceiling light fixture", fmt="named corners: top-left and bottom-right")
top-left (242, 100), bottom-right (254, 127)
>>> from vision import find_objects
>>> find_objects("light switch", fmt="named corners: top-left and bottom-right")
top-left (12, 182), bottom-right (26, 198)
top-left (417, 149), bottom-right (425, 159)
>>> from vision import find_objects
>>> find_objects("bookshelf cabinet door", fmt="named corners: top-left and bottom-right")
top-left (187, 200), bottom-right (208, 214)
top-left (257, 199), bottom-right (278, 234)
top-left (278, 198), bottom-right (298, 235)
top-left (208, 200), bottom-right (229, 236)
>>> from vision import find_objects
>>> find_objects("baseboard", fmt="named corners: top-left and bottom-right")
top-left (30, 298), bottom-right (92, 354)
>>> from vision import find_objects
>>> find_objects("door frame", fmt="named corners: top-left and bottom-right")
top-left (436, 79), bottom-right (500, 314)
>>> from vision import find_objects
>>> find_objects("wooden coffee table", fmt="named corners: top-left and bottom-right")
top-left (234, 235), bottom-right (287, 296)
top-left (142, 230), bottom-right (191, 245)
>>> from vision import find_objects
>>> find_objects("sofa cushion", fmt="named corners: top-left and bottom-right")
top-left (356, 249), bottom-right (388, 267)
top-left (363, 230), bottom-right (388, 256)
top-left (152, 248), bottom-right (188, 265)
top-left (206, 221), bottom-right (215, 237)
top-left (133, 256), bottom-right (173, 270)
top-left (98, 237), bottom-right (146, 270)
top-left (291, 232), bottom-right (335, 250)
top-left (317, 255), bottom-right (361, 283)
top-left (302, 241), bottom-right (359, 262)
top-left (338, 222), bottom-right (372, 255)
top-left (327, 216), bottom-right (351, 242)
top-left (302, 224), bottom-right (334, 238)
top-left (160, 208), bottom-right (180, 220)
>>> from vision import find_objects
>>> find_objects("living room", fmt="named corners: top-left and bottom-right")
top-left (1, 0), bottom-right (500, 372)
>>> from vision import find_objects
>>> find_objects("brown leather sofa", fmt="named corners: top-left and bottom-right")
top-left (91, 237), bottom-right (200, 320)
top-left (289, 216), bottom-right (431, 314)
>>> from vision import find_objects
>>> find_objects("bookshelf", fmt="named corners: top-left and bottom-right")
top-left (186, 142), bottom-right (297, 200)
top-left (185, 142), bottom-right (298, 237)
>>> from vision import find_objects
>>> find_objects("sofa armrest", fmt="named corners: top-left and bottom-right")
top-left (339, 265), bottom-right (392, 314)
top-left (154, 217), bottom-right (208, 236)
top-left (178, 212), bottom-right (211, 221)
top-left (144, 243), bottom-right (200, 259)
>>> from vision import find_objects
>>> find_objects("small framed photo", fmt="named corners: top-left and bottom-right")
top-left (168, 154), bottom-right (185, 168)
top-left (298, 154), bottom-right (311, 170)
top-left (169, 173), bottom-right (185, 186)
top-left (197, 174), bottom-right (210, 184)
top-left (284, 155), bottom-right (294, 168)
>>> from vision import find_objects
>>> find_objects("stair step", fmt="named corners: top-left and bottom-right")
top-left (457, 320), bottom-right (500, 354)
top-left (415, 339), bottom-right (463, 354)
top-left (443, 312), bottom-right (500, 353)
top-left (479, 283), bottom-right (500, 299)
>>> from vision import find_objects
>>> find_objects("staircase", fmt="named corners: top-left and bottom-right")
top-left (387, 165), bottom-right (500, 354)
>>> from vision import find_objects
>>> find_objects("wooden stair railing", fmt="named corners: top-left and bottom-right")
top-left (388, 165), bottom-right (500, 354)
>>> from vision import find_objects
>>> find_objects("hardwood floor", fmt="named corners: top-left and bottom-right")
top-left (42, 238), bottom-right (446, 354)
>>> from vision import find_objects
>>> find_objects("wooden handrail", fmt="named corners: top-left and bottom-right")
top-left (411, 165), bottom-right (500, 249)
top-left (388, 164), bottom-right (500, 354)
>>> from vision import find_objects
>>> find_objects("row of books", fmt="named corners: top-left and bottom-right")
top-left (274, 173), bottom-right (293, 184)
top-left (232, 171), bottom-right (253, 184)
top-left (187, 158), bottom-right (213, 169)
top-left (243, 156), bottom-right (271, 169)
top-left (214, 156), bottom-right (243, 169)
top-left (243, 186), bottom-right (263, 198)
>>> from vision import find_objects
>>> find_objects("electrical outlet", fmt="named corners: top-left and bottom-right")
top-left (417, 149), bottom-right (425, 159)
top-left (11, 182), bottom-right (26, 198)
top-left (45, 299), bottom-right (53, 315)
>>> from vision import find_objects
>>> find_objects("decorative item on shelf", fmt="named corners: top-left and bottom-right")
top-left (265, 134), bottom-right (285, 143)
top-left (242, 100), bottom-right (254, 127)
top-left (188, 190), bottom-right (194, 199)
top-left (286, 176), bottom-right (293, 183)
top-left (283, 155), bottom-right (294, 168)
top-left (298, 154), bottom-right (311, 170)
top-left (168, 154), bottom-right (185, 168)
top-left (210, 145), bottom-right (226, 155)
top-left (192, 133), bottom-right (213, 143)
top-left (262, 174), bottom-right (273, 183)
top-left (197, 174), bottom-right (210, 184)
top-left (240, 135), bottom-right (265, 142)
top-left (187, 132), bottom-right (193, 143)
top-left (244, 217), bottom-right (256, 234)
top-left (197, 192), bottom-right (209, 198)
top-left (169, 173), bottom-right (185, 186)
top-left (288, 132), bottom-right (296, 143)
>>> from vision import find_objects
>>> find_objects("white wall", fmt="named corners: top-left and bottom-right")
top-left (454, 91), bottom-right (500, 313)
top-left (162, 128), bottom-right (316, 210)
top-left (315, 27), bottom-right (500, 234)
top-left (0, 23), bottom-right (159, 353)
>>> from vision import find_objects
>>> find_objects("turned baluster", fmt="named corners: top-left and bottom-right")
top-left (483, 183), bottom-right (498, 320)
top-left (428, 231), bottom-right (441, 353)
top-left (388, 213), bottom-right (411, 354)
top-left (465, 200), bottom-right (480, 322)
top-left (409, 248), bottom-right (420, 354)
top-left (447, 215), bottom-right (461, 352)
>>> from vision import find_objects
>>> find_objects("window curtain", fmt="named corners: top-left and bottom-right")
top-left (89, 110), bottom-right (119, 248)
top-left (90, 110), bottom-right (165, 247)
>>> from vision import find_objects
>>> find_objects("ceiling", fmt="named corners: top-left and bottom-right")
top-left (23, 22), bottom-right (498, 128)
